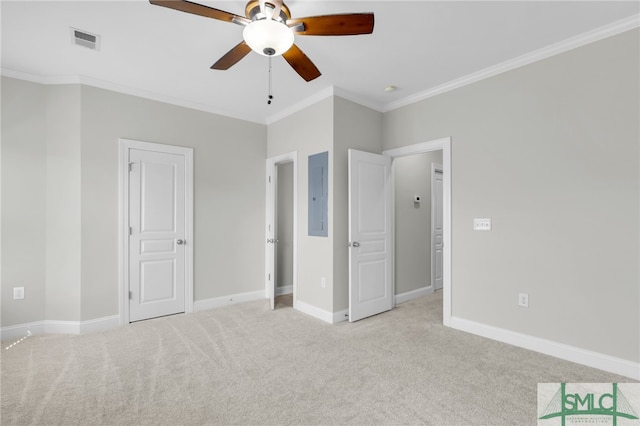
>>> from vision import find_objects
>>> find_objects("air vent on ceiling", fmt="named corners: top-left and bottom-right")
top-left (70, 27), bottom-right (100, 51)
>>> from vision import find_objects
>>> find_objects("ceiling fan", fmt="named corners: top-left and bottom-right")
top-left (149, 0), bottom-right (374, 82)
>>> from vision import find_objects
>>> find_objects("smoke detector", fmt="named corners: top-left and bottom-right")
top-left (70, 27), bottom-right (100, 51)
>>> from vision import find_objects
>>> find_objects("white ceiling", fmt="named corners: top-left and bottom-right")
top-left (2, 1), bottom-right (638, 124)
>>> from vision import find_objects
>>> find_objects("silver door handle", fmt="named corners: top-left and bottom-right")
top-left (176, 239), bottom-right (185, 245)
top-left (349, 241), bottom-right (360, 248)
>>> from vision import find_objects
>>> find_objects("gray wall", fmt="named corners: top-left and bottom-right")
top-left (1, 78), bottom-right (267, 325)
top-left (383, 29), bottom-right (639, 362)
top-left (394, 151), bottom-right (443, 295)
top-left (1, 78), bottom-right (47, 326)
top-left (268, 97), bottom-right (334, 312)
top-left (332, 97), bottom-right (382, 312)
top-left (276, 161), bottom-right (294, 289)
top-left (46, 85), bottom-right (83, 321)
top-left (267, 96), bottom-right (382, 313)
top-left (80, 86), bottom-right (266, 319)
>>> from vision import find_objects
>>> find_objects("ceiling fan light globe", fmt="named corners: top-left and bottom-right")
top-left (243, 19), bottom-right (294, 57)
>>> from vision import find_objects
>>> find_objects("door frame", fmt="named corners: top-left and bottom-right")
top-left (265, 151), bottom-right (298, 308)
top-left (119, 138), bottom-right (194, 325)
top-left (383, 137), bottom-right (452, 327)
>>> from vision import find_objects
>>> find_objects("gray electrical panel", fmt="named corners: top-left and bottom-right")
top-left (308, 151), bottom-right (328, 237)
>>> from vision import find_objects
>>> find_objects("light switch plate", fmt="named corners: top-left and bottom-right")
top-left (473, 218), bottom-right (491, 231)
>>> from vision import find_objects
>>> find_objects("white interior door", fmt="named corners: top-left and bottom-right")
top-left (432, 165), bottom-right (444, 290)
top-left (265, 152), bottom-right (298, 312)
top-left (129, 148), bottom-right (186, 322)
top-left (348, 149), bottom-right (394, 322)
top-left (266, 166), bottom-right (276, 310)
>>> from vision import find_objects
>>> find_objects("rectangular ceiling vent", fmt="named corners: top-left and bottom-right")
top-left (70, 27), bottom-right (100, 51)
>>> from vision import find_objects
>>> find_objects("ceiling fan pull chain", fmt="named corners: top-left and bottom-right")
top-left (267, 56), bottom-right (274, 105)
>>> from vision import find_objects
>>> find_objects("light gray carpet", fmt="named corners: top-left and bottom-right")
top-left (0, 292), bottom-right (632, 425)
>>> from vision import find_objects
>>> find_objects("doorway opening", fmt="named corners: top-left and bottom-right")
top-left (275, 161), bottom-right (294, 308)
top-left (265, 152), bottom-right (298, 310)
top-left (383, 137), bottom-right (452, 326)
top-left (392, 151), bottom-right (443, 300)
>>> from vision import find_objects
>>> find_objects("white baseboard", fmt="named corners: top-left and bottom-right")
top-left (1, 321), bottom-right (45, 341)
top-left (294, 299), bottom-right (335, 324)
top-left (276, 285), bottom-right (293, 296)
top-left (395, 286), bottom-right (433, 305)
top-left (293, 287), bottom-right (432, 325)
top-left (333, 309), bottom-right (349, 323)
top-left (193, 290), bottom-right (264, 312)
top-left (1, 315), bottom-right (121, 341)
top-left (450, 316), bottom-right (640, 380)
top-left (80, 315), bottom-right (121, 334)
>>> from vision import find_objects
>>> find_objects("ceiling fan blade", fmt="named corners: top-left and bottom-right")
top-left (282, 44), bottom-right (321, 82)
top-left (149, 0), bottom-right (250, 26)
top-left (287, 13), bottom-right (374, 36)
top-left (211, 41), bottom-right (252, 70)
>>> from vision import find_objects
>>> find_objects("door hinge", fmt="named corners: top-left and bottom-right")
top-left (128, 162), bottom-right (134, 172)
top-left (129, 291), bottom-right (132, 300)
top-left (268, 273), bottom-right (271, 281)
top-left (129, 226), bottom-right (132, 235)
top-left (268, 176), bottom-right (271, 183)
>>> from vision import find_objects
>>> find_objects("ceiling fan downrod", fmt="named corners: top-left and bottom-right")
top-left (267, 56), bottom-right (274, 105)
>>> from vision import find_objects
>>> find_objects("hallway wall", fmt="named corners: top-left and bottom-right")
top-left (382, 29), bottom-right (639, 363)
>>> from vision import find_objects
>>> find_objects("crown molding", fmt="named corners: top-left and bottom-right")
top-left (0, 68), bottom-right (265, 124)
top-left (264, 86), bottom-right (383, 125)
top-left (4, 14), bottom-right (638, 124)
top-left (333, 87), bottom-right (383, 113)
top-left (383, 14), bottom-right (640, 113)
top-left (264, 85), bottom-right (335, 125)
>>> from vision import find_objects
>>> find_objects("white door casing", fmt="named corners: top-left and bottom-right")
top-left (265, 152), bottom-right (298, 310)
top-left (120, 139), bottom-right (193, 324)
top-left (348, 149), bottom-right (394, 322)
top-left (432, 164), bottom-right (444, 290)
top-left (383, 137), bottom-right (451, 327)
top-left (266, 166), bottom-right (276, 310)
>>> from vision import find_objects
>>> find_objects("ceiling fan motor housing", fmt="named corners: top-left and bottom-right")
top-left (245, 1), bottom-right (291, 22)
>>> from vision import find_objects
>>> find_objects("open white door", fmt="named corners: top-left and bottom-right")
top-left (348, 149), bottom-right (394, 322)
top-left (432, 165), bottom-right (444, 291)
top-left (266, 152), bottom-right (298, 311)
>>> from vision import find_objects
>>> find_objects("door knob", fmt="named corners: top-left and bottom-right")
top-left (349, 241), bottom-right (360, 247)
top-left (176, 239), bottom-right (185, 245)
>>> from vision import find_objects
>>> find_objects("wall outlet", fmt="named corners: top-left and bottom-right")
top-left (320, 277), bottom-right (326, 288)
top-left (13, 287), bottom-right (25, 300)
top-left (518, 293), bottom-right (529, 308)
